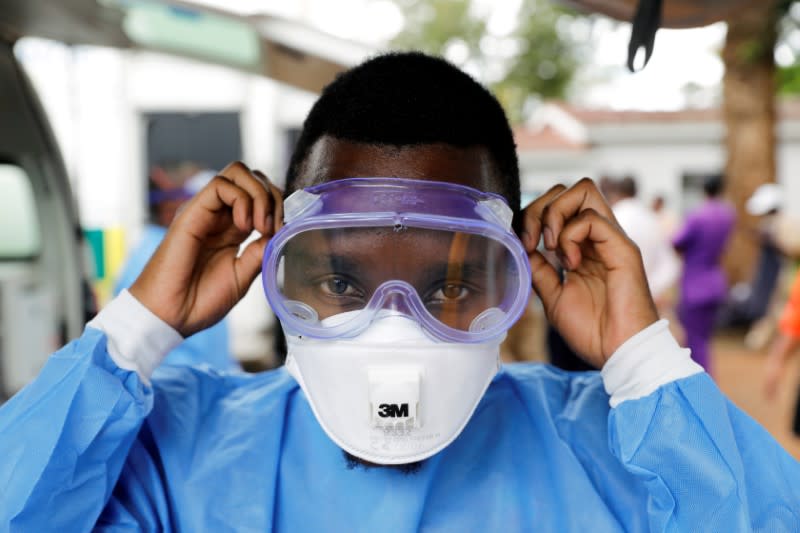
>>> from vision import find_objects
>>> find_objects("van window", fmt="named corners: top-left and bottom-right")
top-left (0, 164), bottom-right (41, 258)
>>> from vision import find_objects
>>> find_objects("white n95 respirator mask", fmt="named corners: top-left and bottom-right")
top-left (285, 312), bottom-right (503, 464)
top-left (263, 177), bottom-right (531, 464)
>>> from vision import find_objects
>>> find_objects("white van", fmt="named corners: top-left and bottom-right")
top-left (0, 40), bottom-right (94, 399)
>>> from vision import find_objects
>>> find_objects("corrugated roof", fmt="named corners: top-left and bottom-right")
top-left (548, 99), bottom-right (800, 124)
top-left (515, 99), bottom-right (800, 151)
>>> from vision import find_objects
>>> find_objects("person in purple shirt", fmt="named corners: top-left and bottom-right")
top-left (672, 174), bottom-right (736, 373)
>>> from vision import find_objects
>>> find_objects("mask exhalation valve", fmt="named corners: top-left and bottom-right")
top-left (368, 366), bottom-right (421, 429)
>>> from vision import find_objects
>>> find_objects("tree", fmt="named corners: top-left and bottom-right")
top-left (777, 1), bottom-right (800, 95)
top-left (390, 0), bottom-right (584, 122)
top-left (721, 1), bottom-right (782, 282)
top-left (495, 1), bottom-right (579, 122)
top-left (390, 0), bottom-right (486, 58)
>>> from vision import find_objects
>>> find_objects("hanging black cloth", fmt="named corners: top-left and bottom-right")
top-left (627, 0), bottom-right (664, 71)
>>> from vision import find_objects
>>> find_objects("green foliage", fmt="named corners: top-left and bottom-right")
top-left (391, 0), bottom-right (486, 57)
top-left (777, 0), bottom-right (800, 93)
top-left (389, 0), bottom-right (583, 123)
top-left (737, 38), bottom-right (774, 65)
top-left (496, 2), bottom-right (578, 122)
top-left (778, 63), bottom-right (800, 94)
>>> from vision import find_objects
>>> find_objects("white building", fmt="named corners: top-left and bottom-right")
top-left (13, 13), bottom-right (372, 366)
top-left (516, 101), bottom-right (800, 217)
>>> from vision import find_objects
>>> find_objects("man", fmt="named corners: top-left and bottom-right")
top-left (1, 53), bottom-right (797, 531)
top-left (672, 174), bottom-right (736, 374)
top-left (764, 264), bottom-right (800, 437)
top-left (113, 162), bottom-right (238, 370)
top-left (717, 182), bottom-right (786, 345)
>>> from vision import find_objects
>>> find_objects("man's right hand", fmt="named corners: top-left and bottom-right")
top-left (130, 161), bottom-right (282, 337)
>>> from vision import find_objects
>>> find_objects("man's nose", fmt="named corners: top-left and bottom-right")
top-left (372, 280), bottom-right (420, 317)
top-left (380, 290), bottom-right (413, 316)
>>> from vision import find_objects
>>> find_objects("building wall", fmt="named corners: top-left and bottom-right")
top-left (16, 39), bottom-right (317, 364)
top-left (520, 119), bottom-right (800, 218)
top-left (778, 122), bottom-right (800, 216)
top-left (17, 39), bottom-right (316, 244)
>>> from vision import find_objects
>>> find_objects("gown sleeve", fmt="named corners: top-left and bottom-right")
top-left (0, 327), bottom-right (154, 531)
top-left (608, 368), bottom-right (800, 531)
top-left (92, 424), bottom-right (173, 532)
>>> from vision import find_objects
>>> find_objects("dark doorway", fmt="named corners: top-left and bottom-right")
top-left (145, 112), bottom-right (242, 172)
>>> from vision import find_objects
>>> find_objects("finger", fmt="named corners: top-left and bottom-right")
top-left (254, 170), bottom-right (284, 236)
top-left (219, 179), bottom-right (254, 234)
top-left (528, 249), bottom-right (563, 315)
top-left (179, 176), bottom-right (254, 236)
top-left (520, 184), bottom-right (566, 253)
top-left (218, 161), bottom-right (272, 235)
top-left (268, 180), bottom-right (284, 234)
top-left (541, 178), bottom-right (617, 251)
top-left (234, 234), bottom-right (269, 298)
top-left (556, 208), bottom-right (638, 272)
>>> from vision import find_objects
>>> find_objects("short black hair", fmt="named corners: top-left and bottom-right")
top-left (284, 52), bottom-right (520, 211)
top-left (703, 173), bottom-right (724, 197)
top-left (618, 175), bottom-right (637, 198)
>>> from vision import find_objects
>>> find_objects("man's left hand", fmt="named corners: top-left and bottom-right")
top-left (520, 178), bottom-right (659, 368)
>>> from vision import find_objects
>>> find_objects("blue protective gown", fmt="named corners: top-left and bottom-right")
top-left (1, 327), bottom-right (799, 532)
top-left (114, 225), bottom-right (237, 371)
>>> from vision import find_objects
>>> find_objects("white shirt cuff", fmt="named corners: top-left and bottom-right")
top-left (87, 289), bottom-right (183, 383)
top-left (601, 319), bottom-right (703, 408)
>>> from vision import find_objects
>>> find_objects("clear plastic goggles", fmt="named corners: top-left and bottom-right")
top-left (262, 178), bottom-right (532, 343)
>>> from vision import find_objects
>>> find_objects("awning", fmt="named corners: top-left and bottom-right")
top-left (0, 0), bottom-right (372, 93)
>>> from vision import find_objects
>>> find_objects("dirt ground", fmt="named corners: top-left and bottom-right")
top-left (713, 332), bottom-right (800, 460)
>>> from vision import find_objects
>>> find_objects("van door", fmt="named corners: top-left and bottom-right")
top-left (0, 40), bottom-right (89, 398)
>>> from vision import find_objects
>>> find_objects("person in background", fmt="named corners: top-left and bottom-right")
top-left (763, 263), bottom-right (800, 437)
top-left (651, 194), bottom-right (679, 239)
top-left (605, 176), bottom-right (680, 312)
top-left (672, 174), bottom-right (736, 373)
top-left (114, 162), bottom-right (239, 371)
top-left (717, 183), bottom-right (786, 348)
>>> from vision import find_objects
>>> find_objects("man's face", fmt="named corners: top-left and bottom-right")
top-left (284, 136), bottom-right (511, 331)
top-left (288, 137), bottom-right (510, 471)
top-left (281, 226), bottom-right (512, 331)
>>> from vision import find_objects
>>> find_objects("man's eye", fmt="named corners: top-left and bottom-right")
top-left (320, 277), bottom-right (359, 297)
top-left (430, 283), bottom-right (469, 302)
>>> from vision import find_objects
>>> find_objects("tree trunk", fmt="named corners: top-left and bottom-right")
top-left (721, 1), bottom-right (780, 283)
